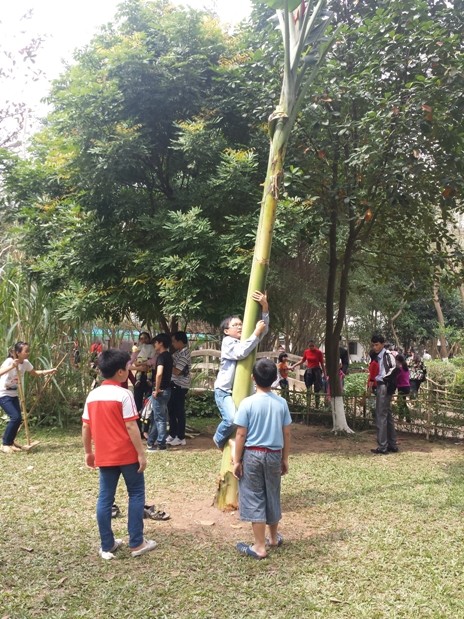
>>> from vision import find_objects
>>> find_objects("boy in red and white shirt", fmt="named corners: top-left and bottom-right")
top-left (82, 349), bottom-right (156, 560)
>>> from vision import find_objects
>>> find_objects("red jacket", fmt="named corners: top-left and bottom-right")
top-left (367, 360), bottom-right (379, 388)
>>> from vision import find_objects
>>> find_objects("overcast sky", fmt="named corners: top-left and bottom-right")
top-left (1, 0), bottom-right (252, 136)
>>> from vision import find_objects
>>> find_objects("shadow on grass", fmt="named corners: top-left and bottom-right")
top-left (281, 476), bottom-right (454, 512)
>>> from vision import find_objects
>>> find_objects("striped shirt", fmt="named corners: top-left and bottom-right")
top-left (172, 346), bottom-right (191, 389)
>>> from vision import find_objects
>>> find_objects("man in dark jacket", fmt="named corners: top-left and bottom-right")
top-left (370, 334), bottom-right (399, 455)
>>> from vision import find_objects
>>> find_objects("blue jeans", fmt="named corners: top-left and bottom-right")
top-left (147, 388), bottom-right (171, 447)
top-left (97, 463), bottom-right (145, 551)
top-left (0, 396), bottom-right (22, 446)
top-left (213, 388), bottom-right (236, 448)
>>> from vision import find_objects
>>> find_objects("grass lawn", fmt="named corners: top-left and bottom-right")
top-left (1, 420), bottom-right (464, 618)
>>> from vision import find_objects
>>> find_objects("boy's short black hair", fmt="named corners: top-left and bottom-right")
top-left (97, 349), bottom-right (130, 379)
top-left (278, 352), bottom-right (288, 362)
top-left (371, 334), bottom-right (385, 344)
top-left (252, 358), bottom-right (277, 388)
top-left (172, 331), bottom-right (188, 345)
top-left (153, 333), bottom-right (171, 349)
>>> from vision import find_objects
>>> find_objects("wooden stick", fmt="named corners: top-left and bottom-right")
top-left (16, 369), bottom-right (32, 446)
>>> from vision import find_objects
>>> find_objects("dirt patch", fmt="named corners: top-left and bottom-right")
top-left (143, 423), bottom-right (464, 545)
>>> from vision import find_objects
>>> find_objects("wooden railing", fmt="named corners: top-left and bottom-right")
top-left (190, 349), bottom-right (306, 391)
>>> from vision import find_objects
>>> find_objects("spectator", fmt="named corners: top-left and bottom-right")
top-left (147, 333), bottom-right (173, 452)
top-left (370, 334), bottom-right (399, 455)
top-left (339, 339), bottom-right (349, 376)
top-left (129, 332), bottom-right (156, 433)
top-left (82, 349), bottom-right (156, 559)
top-left (167, 331), bottom-right (191, 447)
top-left (407, 353), bottom-right (427, 398)
top-left (367, 350), bottom-right (379, 393)
top-left (277, 352), bottom-right (289, 399)
top-left (395, 354), bottom-right (411, 422)
top-left (90, 339), bottom-right (103, 355)
top-left (233, 358), bottom-right (291, 559)
top-left (290, 340), bottom-right (326, 407)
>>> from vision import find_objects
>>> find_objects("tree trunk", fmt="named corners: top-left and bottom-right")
top-left (324, 184), bottom-right (355, 433)
top-left (432, 279), bottom-right (449, 359)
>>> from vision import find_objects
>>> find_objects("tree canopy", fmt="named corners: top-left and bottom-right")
top-left (0, 0), bottom-right (463, 349)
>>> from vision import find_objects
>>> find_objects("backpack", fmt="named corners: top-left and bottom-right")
top-left (382, 351), bottom-right (399, 395)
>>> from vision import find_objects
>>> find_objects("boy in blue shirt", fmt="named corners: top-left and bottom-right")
top-left (233, 358), bottom-right (291, 559)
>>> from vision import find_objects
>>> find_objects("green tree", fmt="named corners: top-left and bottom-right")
top-left (277, 0), bottom-right (464, 429)
top-left (1, 1), bottom-right (265, 329)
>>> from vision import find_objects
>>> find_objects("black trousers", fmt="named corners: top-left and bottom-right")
top-left (304, 367), bottom-right (323, 392)
top-left (168, 384), bottom-right (188, 440)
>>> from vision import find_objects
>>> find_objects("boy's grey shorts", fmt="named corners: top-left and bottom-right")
top-left (239, 449), bottom-right (282, 524)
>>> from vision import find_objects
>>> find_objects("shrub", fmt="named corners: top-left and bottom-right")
top-left (425, 360), bottom-right (457, 387)
top-left (344, 372), bottom-right (367, 396)
top-left (452, 369), bottom-right (464, 396)
top-left (186, 390), bottom-right (217, 417)
top-left (349, 362), bottom-right (368, 372)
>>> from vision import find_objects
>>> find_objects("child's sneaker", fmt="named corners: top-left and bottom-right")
top-left (169, 437), bottom-right (186, 446)
top-left (99, 539), bottom-right (123, 560)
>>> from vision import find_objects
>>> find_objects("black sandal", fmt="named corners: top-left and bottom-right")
top-left (111, 504), bottom-right (121, 518)
top-left (144, 504), bottom-right (170, 521)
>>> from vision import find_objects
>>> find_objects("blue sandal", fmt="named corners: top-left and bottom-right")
top-left (236, 542), bottom-right (267, 560)
top-left (265, 534), bottom-right (283, 548)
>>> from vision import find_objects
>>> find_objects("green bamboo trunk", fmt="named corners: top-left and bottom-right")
top-left (214, 128), bottom-right (287, 510)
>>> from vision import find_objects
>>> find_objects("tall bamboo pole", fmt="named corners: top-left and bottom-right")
top-left (215, 0), bottom-right (335, 509)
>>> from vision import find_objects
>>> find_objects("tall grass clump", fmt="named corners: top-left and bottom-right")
top-left (0, 255), bottom-right (91, 427)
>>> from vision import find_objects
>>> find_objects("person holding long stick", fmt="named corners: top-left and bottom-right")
top-left (0, 341), bottom-right (57, 454)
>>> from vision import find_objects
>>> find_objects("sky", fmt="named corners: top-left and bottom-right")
top-left (1, 0), bottom-right (253, 140)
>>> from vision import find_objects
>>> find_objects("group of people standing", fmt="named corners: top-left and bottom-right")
top-left (127, 330), bottom-right (192, 449)
top-left (1, 316), bottom-right (431, 562)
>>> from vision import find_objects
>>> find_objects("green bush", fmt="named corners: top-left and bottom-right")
top-left (450, 357), bottom-right (464, 369)
top-left (425, 360), bottom-right (457, 386)
top-left (349, 362), bottom-right (368, 372)
top-left (344, 372), bottom-right (368, 396)
top-left (452, 369), bottom-right (464, 396)
top-left (186, 390), bottom-right (217, 417)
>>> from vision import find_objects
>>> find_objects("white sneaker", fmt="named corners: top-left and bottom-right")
top-left (169, 437), bottom-right (186, 446)
top-left (166, 435), bottom-right (174, 444)
top-left (131, 539), bottom-right (157, 557)
top-left (99, 539), bottom-right (123, 560)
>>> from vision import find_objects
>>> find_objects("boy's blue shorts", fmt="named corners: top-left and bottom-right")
top-left (239, 449), bottom-right (282, 524)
